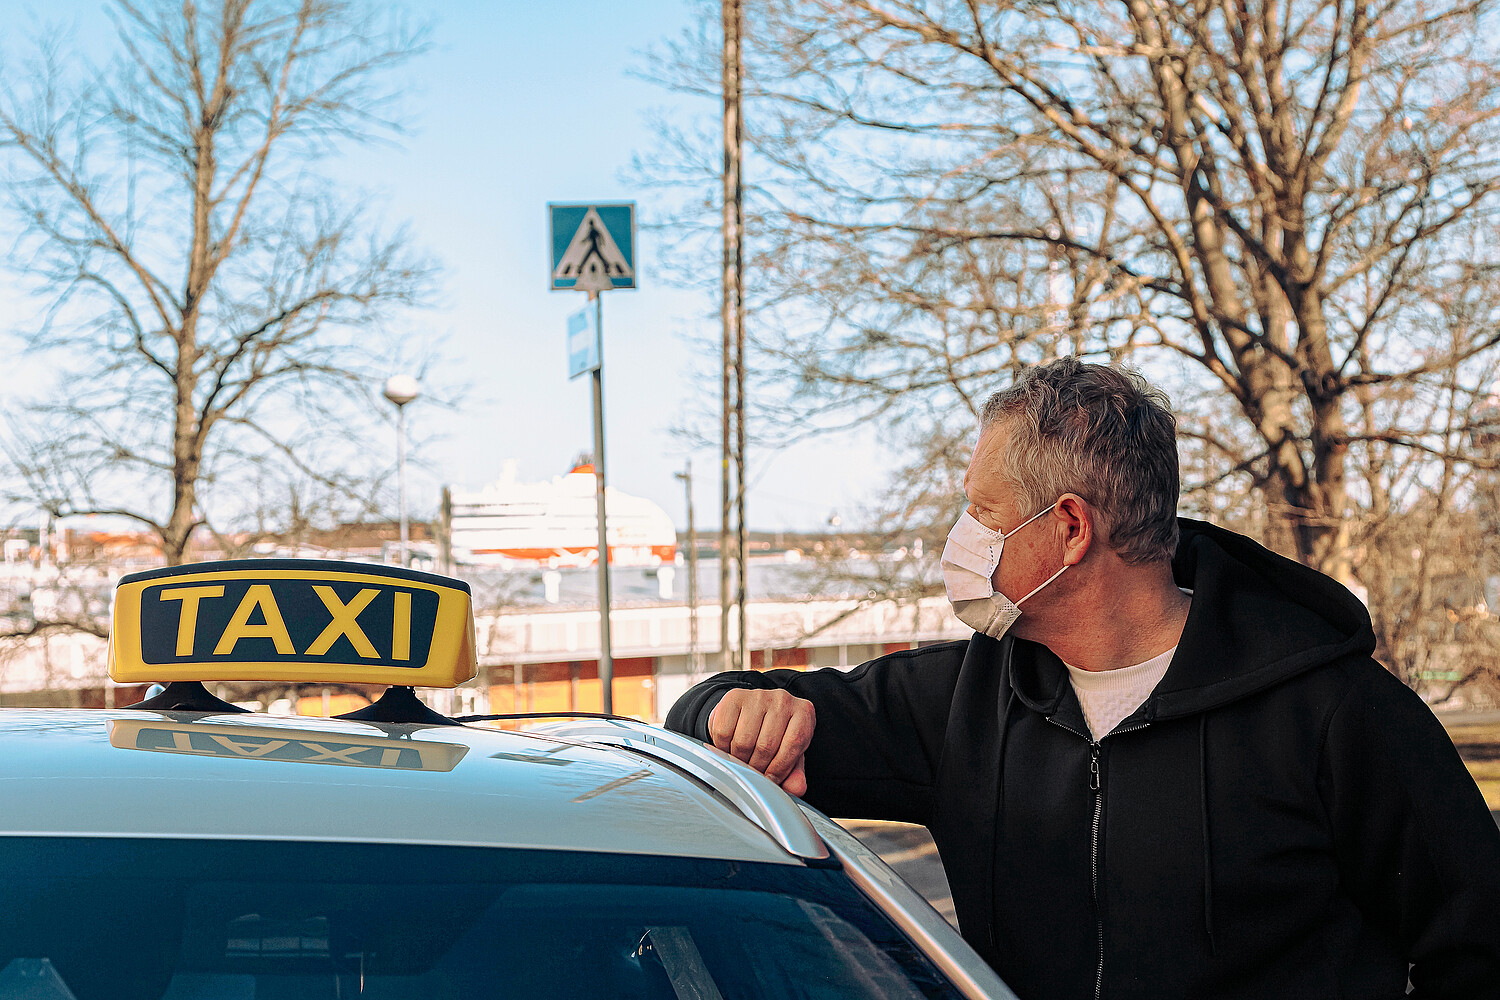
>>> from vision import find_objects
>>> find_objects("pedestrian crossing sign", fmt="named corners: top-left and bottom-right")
top-left (550, 203), bottom-right (636, 293)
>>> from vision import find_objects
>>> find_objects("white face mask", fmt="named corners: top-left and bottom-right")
top-left (941, 503), bottom-right (1068, 638)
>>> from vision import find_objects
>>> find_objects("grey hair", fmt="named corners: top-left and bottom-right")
top-left (980, 358), bottom-right (1179, 564)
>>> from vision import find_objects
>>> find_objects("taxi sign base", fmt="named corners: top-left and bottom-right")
top-left (335, 685), bottom-right (459, 726)
top-left (125, 680), bottom-right (250, 714)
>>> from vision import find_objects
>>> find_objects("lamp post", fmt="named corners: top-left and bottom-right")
top-left (675, 461), bottom-right (700, 673)
top-left (383, 375), bottom-right (420, 566)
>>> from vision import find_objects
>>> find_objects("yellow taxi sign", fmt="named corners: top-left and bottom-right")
top-left (108, 560), bottom-right (476, 688)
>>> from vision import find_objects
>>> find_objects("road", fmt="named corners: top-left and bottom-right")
top-left (839, 820), bottom-right (956, 927)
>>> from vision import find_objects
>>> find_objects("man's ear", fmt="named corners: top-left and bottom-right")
top-left (1055, 494), bottom-right (1093, 566)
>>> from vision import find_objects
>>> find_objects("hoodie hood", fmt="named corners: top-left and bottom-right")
top-left (1009, 516), bottom-right (1377, 721)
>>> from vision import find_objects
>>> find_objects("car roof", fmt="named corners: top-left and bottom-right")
top-left (0, 708), bottom-right (806, 866)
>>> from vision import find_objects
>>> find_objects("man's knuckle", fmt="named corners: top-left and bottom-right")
top-left (787, 710), bottom-right (815, 739)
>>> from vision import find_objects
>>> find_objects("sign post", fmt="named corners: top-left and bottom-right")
top-left (551, 202), bottom-right (635, 715)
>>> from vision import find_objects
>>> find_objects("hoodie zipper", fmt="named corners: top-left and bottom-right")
top-left (1088, 742), bottom-right (1104, 1000)
top-left (1050, 717), bottom-right (1149, 1000)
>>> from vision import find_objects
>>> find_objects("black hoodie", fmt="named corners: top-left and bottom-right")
top-left (665, 519), bottom-right (1500, 999)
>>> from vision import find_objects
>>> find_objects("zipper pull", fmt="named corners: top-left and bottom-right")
top-left (1088, 743), bottom-right (1101, 793)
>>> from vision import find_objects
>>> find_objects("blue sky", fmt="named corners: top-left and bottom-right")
top-left (0, 0), bottom-right (891, 533)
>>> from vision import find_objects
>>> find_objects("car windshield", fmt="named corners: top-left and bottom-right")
top-left (0, 837), bottom-right (965, 1000)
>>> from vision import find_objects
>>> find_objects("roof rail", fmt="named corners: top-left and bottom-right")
top-left (455, 711), bottom-right (631, 723)
top-left (531, 719), bottom-right (829, 862)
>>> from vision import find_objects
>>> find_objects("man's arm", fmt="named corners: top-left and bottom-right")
top-left (664, 642), bottom-right (967, 825)
top-left (1318, 662), bottom-right (1500, 999)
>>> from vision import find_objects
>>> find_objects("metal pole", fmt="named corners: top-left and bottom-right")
top-left (721, 0), bottom-right (743, 672)
top-left (676, 462), bottom-right (700, 673)
top-left (397, 404), bottom-right (409, 566)
top-left (438, 486), bottom-right (453, 575)
top-left (591, 293), bottom-right (615, 714)
top-left (734, 179), bottom-right (748, 674)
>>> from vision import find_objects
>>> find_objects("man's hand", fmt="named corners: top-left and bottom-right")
top-left (707, 689), bottom-right (816, 797)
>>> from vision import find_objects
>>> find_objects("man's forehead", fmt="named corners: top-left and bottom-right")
top-left (966, 422), bottom-right (1010, 489)
top-left (975, 421), bottom-right (1011, 461)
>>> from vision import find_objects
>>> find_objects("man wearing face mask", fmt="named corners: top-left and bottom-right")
top-left (665, 359), bottom-right (1500, 999)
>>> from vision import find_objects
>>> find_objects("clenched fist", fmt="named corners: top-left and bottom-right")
top-left (707, 688), bottom-right (816, 797)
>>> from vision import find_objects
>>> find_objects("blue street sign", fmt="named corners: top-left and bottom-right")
top-left (567, 305), bottom-right (600, 380)
top-left (549, 203), bottom-right (636, 292)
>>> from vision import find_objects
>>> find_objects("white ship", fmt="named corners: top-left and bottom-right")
top-left (448, 464), bottom-right (678, 568)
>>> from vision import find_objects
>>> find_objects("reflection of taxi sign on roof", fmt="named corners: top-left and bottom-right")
top-left (109, 560), bottom-right (476, 688)
top-left (108, 720), bottom-right (469, 772)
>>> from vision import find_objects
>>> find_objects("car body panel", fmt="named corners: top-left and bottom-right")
top-left (530, 717), bottom-right (831, 859)
top-left (0, 705), bottom-right (1017, 998)
top-left (0, 709), bottom-right (800, 864)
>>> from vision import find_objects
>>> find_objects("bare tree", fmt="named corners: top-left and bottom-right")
top-left (0, 0), bottom-right (433, 565)
top-left (642, 0), bottom-right (1500, 580)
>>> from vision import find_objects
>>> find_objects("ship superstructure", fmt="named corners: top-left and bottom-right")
top-left (448, 465), bottom-right (677, 568)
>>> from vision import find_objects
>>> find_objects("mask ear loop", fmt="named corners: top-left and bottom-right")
top-left (1000, 501), bottom-right (1057, 540)
top-left (1014, 563), bottom-right (1068, 607)
top-left (1006, 500), bottom-right (1068, 607)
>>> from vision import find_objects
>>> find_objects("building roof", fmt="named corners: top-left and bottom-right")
top-left (0, 709), bottom-right (804, 865)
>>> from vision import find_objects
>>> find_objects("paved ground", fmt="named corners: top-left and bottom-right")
top-left (838, 820), bottom-right (957, 927)
top-left (1443, 715), bottom-right (1499, 817)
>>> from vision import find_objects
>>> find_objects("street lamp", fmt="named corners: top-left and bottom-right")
top-left (383, 375), bottom-right (420, 566)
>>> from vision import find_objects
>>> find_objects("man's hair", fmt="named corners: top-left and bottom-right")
top-left (980, 358), bottom-right (1179, 564)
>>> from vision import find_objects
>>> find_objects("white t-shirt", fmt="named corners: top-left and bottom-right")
top-left (1065, 646), bottom-right (1175, 740)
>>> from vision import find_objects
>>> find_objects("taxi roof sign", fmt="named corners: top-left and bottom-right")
top-left (109, 560), bottom-right (477, 688)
